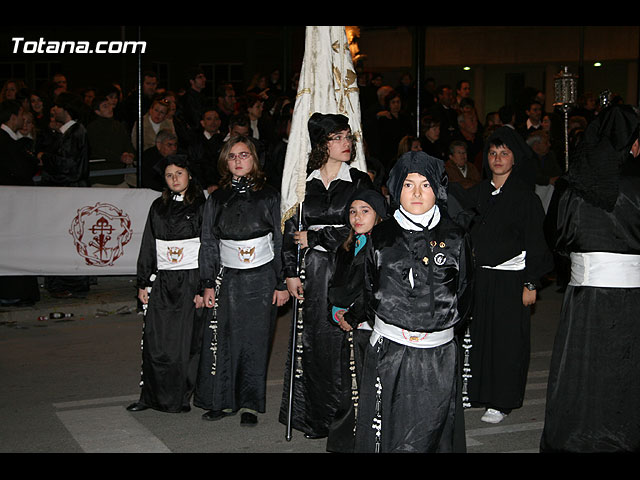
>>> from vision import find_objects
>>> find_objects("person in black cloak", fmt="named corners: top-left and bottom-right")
top-left (353, 150), bottom-right (473, 453)
top-left (278, 112), bottom-right (373, 439)
top-left (325, 188), bottom-right (388, 453)
top-left (194, 135), bottom-right (289, 426)
top-left (127, 154), bottom-right (207, 414)
top-left (466, 127), bottom-right (553, 424)
top-left (540, 104), bottom-right (640, 452)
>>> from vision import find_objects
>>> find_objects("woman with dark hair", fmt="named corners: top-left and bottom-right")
top-left (195, 135), bottom-right (289, 426)
top-left (127, 155), bottom-right (207, 414)
top-left (278, 112), bottom-right (373, 440)
top-left (29, 91), bottom-right (51, 133)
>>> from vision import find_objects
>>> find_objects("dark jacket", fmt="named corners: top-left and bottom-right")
top-left (40, 122), bottom-right (89, 187)
top-left (0, 128), bottom-right (39, 185)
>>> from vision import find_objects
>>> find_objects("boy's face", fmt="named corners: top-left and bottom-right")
top-left (487, 144), bottom-right (515, 177)
top-left (399, 172), bottom-right (436, 215)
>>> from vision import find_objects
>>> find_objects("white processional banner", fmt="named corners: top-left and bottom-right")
top-left (280, 26), bottom-right (366, 227)
top-left (0, 186), bottom-right (161, 276)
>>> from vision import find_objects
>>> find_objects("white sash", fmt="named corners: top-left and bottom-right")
top-left (156, 237), bottom-right (200, 270)
top-left (569, 252), bottom-right (640, 288)
top-left (219, 233), bottom-right (274, 269)
top-left (370, 315), bottom-right (454, 349)
top-left (481, 251), bottom-right (526, 271)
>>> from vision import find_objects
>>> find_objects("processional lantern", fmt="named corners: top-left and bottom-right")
top-left (553, 66), bottom-right (578, 172)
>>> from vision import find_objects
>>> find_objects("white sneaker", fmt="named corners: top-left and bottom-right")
top-left (481, 408), bottom-right (507, 424)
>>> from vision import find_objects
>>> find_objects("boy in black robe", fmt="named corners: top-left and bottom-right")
top-left (466, 126), bottom-right (553, 424)
top-left (354, 151), bottom-right (473, 453)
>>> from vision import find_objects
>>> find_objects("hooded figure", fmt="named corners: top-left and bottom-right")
top-left (540, 104), bottom-right (640, 453)
top-left (564, 103), bottom-right (640, 211)
top-left (465, 123), bottom-right (553, 425)
top-left (482, 125), bottom-right (537, 191)
top-left (353, 150), bottom-right (473, 453)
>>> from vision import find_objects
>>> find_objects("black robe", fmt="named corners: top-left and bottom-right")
top-left (467, 174), bottom-right (553, 413)
top-left (194, 183), bottom-right (285, 414)
top-left (540, 171), bottom-right (640, 452)
top-left (326, 234), bottom-right (372, 453)
top-left (278, 165), bottom-right (373, 438)
top-left (134, 193), bottom-right (207, 413)
top-left (354, 210), bottom-right (473, 453)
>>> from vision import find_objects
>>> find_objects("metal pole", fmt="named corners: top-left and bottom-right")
top-left (136, 26), bottom-right (143, 188)
top-left (414, 26), bottom-right (425, 137)
top-left (286, 201), bottom-right (303, 441)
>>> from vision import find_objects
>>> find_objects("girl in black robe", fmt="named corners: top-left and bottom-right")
top-left (127, 154), bottom-right (207, 414)
top-left (279, 113), bottom-right (373, 439)
top-left (467, 127), bottom-right (553, 424)
top-left (540, 104), bottom-right (640, 452)
top-left (326, 189), bottom-right (388, 453)
top-left (354, 151), bottom-right (473, 453)
top-left (195, 135), bottom-right (289, 426)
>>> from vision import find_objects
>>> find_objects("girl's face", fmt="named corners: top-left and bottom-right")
top-left (30, 95), bottom-right (43, 113)
top-left (164, 164), bottom-right (190, 195)
top-left (327, 129), bottom-right (353, 163)
top-left (227, 142), bottom-right (254, 178)
top-left (400, 172), bottom-right (436, 215)
top-left (349, 200), bottom-right (377, 235)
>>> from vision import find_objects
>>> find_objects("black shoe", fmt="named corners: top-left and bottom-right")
top-left (240, 412), bottom-right (258, 426)
top-left (126, 402), bottom-right (148, 412)
top-left (202, 410), bottom-right (235, 421)
top-left (180, 405), bottom-right (191, 413)
top-left (304, 433), bottom-right (327, 439)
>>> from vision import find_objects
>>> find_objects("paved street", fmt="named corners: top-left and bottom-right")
top-left (0, 276), bottom-right (563, 454)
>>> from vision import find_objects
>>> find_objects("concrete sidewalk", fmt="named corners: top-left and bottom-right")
top-left (0, 276), bottom-right (138, 327)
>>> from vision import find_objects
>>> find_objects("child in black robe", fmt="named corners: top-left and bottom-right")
top-left (127, 155), bottom-right (206, 414)
top-left (326, 189), bottom-right (388, 453)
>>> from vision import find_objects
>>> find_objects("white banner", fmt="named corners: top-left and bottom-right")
top-left (280, 26), bottom-right (367, 227)
top-left (0, 186), bottom-right (160, 275)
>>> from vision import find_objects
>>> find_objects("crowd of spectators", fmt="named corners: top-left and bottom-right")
top-left (0, 68), bottom-right (618, 198)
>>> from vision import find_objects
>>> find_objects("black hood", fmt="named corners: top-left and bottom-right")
top-left (387, 151), bottom-right (448, 207)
